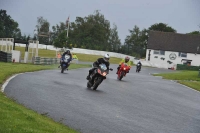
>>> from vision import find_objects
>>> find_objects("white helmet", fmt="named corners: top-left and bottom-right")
top-left (103, 53), bottom-right (110, 62)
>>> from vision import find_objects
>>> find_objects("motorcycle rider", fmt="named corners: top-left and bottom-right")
top-left (136, 60), bottom-right (142, 71)
top-left (116, 56), bottom-right (131, 74)
top-left (86, 53), bottom-right (111, 80)
top-left (58, 50), bottom-right (72, 68)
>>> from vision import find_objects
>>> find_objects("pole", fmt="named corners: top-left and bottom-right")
top-left (66, 16), bottom-right (70, 48)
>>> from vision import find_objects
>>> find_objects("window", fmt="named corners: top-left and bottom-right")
top-left (154, 50), bottom-right (165, 55)
top-left (179, 52), bottom-right (187, 58)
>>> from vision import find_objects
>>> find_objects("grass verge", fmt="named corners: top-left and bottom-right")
top-left (0, 62), bottom-right (90, 133)
top-left (153, 70), bottom-right (200, 92)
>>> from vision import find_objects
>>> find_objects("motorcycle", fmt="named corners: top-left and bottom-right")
top-left (136, 63), bottom-right (141, 73)
top-left (117, 63), bottom-right (130, 80)
top-left (87, 63), bottom-right (113, 90)
top-left (60, 55), bottom-right (71, 73)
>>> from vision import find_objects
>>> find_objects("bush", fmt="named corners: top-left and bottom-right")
top-left (177, 64), bottom-right (200, 71)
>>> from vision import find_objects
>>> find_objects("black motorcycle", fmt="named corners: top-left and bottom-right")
top-left (87, 63), bottom-right (113, 90)
top-left (60, 55), bottom-right (71, 73)
top-left (136, 63), bottom-right (141, 73)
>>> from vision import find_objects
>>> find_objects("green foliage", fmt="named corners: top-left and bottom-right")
top-left (148, 23), bottom-right (176, 32)
top-left (36, 16), bottom-right (50, 45)
top-left (67, 10), bottom-right (121, 52)
top-left (53, 30), bottom-right (67, 48)
top-left (187, 31), bottom-right (200, 35)
top-left (124, 26), bottom-right (147, 58)
top-left (177, 64), bottom-right (200, 71)
top-left (0, 9), bottom-right (21, 39)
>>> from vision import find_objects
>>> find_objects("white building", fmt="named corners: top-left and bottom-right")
top-left (145, 31), bottom-right (200, 69)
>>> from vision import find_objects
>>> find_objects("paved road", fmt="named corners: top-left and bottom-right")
top-left (4, 64), bottom-right (200, 133)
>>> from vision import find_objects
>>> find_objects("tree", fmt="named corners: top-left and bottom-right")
top-left (53, 30), bottom-right (67, 48)
top-left (148, 23), bottom-right (176, 32)
top-left (0, 9), bottom-right (21, 39)
top-left (69, 10), bottom-right (112, 51)
top-left (51, 22), bottom-right (67, 47)
top-left (36, 16), bottom-right (50, 45)
top-left (108, 24), bottom-right (121, 52)
top-left (124, 25), bottom-right (147, 57)
top-left (187, 31), bottom-right (200, 35)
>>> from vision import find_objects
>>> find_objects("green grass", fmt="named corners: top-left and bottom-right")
top-left (153, 71), bottom-right (200, 91)
top-left (0, 62), bottom-right (90, 133)
top-left (153, 71), bottom-right (200, 81)
top-left (178, 81), bottom-right (200, 92)
top-left (0, 91), bottom-right (78, 133)
top-left (0, 62), bottom-right (89, 85)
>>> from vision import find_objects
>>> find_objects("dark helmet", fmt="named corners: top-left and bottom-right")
top-left (66, 50), bottom-right (71, 54)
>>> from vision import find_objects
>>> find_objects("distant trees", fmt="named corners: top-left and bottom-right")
top-left (0, 9), bottom-right (21, 39)
top-left (148, 23), bottom-right (176, 33)
top-left (187, 31), bottom-right (200, 35)
top-left (35, 16), bottom-right (50, 44)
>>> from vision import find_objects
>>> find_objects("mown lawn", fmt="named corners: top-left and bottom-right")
top-left (0, 62), bottom-right (90, 133)
top-left (153, 70), bottom-right (200, 92)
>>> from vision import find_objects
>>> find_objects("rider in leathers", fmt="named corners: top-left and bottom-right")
top-left (86, 54), bottom-right (110, 80)
top-left (58, 50), bottom-right (72, 68)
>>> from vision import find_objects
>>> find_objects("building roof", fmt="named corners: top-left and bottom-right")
top-left (147, 31), bottom-right (200, 54)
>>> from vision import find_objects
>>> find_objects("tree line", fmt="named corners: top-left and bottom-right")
top-left (0, 9), bottom-right (199, 57)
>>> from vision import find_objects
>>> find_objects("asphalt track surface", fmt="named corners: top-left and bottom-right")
top-left (4, 64), bottom-right (200, 133)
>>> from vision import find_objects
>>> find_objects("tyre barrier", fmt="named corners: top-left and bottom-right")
top-left (0, 51), bottom-right (12, 62)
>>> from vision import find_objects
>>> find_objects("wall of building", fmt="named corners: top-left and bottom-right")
top-left (145, 49), bottom-right (200, 68)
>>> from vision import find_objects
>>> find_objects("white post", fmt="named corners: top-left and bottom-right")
top-left (8, 39), bottom-right (11, 52)
top-left (0, 39), bottom-right (2, 51)
top-left (11, 38), bottom-right (13, 51)
top-left (5, 39), bottom-right (7, 52)
top-left (36, 40), bottom-right (39, 57)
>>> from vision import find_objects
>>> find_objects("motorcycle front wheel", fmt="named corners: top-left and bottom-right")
top-left (119, 71), bottom-right (124, 80)
top-left (92, 77), bottom-right (103, 90)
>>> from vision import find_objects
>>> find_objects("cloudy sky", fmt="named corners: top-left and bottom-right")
top-left (0, 0), bottom-right (200, 43)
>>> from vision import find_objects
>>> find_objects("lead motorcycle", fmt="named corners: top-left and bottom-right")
top-left (117, 63), bottom-right (131, 80)
top-left (87, 63), bottom-right (113, 90)
top-left (60, 55), bottom-right (71, 73)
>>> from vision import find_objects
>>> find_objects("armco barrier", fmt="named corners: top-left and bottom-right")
top-left (33, 57), bottom-right (60, 65)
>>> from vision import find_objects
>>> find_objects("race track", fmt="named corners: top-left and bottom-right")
top-left (4, 64), bottom-right (200, 133)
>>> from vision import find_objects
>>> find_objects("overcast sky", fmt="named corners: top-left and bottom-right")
top-left (0, 0), bottom-right (200, 43)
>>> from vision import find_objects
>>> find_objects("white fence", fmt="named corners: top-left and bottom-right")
top-left (14, 43), bottom-right (135, 61)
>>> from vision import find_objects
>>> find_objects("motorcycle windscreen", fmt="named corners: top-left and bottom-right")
top-left (64, 55), bottom-right (70, 63)
top-left (99, 64), bottom-right (107, 70)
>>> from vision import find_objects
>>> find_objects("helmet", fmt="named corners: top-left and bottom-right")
top-left (66, 50), bottom-right (70, 54)
top-left (103, 53), bottom-right (110, 62)
top-left (138, 60), bottom-right (141, 63)
top-left (125, 56), bottom-right (130, 62)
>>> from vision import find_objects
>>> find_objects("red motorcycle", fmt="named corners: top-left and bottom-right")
top-left (117, 63), bottom-right (131, 80)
